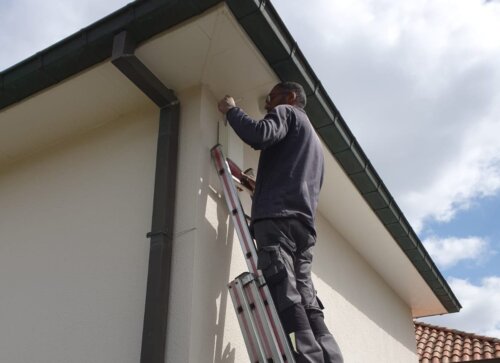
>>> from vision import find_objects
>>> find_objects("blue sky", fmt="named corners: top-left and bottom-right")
top-left (422, 194), bottom-right (500, 284)
top-left (2, 0), bottom-right (500, 338)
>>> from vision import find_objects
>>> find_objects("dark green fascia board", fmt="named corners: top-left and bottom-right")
top-left (226, 0), bottom-right (461, 314)
top-left (0, 0), bottom-right (461, 314)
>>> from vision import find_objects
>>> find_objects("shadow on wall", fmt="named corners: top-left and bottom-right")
top-left (312, 214), bottom-right (417, 354)
top-left (195, 149), bottom-right (236, 363)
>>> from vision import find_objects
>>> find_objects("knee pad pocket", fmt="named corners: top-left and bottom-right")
top-left (257, 245), bottom-right (287, 285)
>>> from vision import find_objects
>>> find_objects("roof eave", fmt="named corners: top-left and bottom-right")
top-left (0, 0), bottom-right (221, 110)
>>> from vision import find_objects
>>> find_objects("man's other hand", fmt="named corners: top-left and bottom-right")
top-left (218, 95), bottom-right (236, 114)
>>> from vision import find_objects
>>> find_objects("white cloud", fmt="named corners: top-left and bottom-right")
top-left (423, 236), bottom-right (489, 269)
top-left (402, 128), bottom-right (500, 231)
top-left (421, 277), bottom-right (500, 338)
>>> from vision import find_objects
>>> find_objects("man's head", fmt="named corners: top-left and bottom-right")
top-left (265, 81), bottom-right (307, 112)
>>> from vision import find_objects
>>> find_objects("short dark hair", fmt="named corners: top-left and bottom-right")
top-left (276, 81), bottom-right (307, 108)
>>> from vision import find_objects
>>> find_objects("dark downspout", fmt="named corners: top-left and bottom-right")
top-left (112, 31), bottom-right (179, 363)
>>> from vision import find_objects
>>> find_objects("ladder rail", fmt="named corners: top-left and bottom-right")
top-left (244, 274), bottom-right (285, 360)
top-left (231, 278), bottom-right (268, 362)
top-left (260, 279), bottom-right (296, 361)
top-left (228, 280), bottom-right (260, 362)
top-left (211, 145), bottom-right (258, 274)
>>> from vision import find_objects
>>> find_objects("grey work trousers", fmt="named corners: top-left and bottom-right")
top-left (253, 218), bottom-right (343, 363)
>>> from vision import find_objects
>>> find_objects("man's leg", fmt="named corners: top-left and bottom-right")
top-left (306, 308), bottom-right (344, 363)
top-left (253, 219), bottom-right (324, 363)
top-left (293, 225), bottom-right (344, 363)
top-left (280, 304), bottom-right (328, 363)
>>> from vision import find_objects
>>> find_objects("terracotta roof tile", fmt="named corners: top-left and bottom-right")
top-left (415, 321), bottom-right (500, 362)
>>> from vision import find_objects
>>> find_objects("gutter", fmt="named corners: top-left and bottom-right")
top-left (0, 0), bottom-right (461, 314)
top-left (111, 31), bottom-right (179, 363)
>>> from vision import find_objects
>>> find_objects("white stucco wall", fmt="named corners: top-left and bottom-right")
top-left (0, 108), bottom-right (158, 363)
top-left (313, 213), bottom-right (419, 362)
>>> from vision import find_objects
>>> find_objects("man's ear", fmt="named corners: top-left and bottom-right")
top-left (288, 92), bottom-right (297, 105)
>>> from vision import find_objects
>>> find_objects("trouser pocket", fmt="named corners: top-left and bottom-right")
top-left (257, 245), bottom-right (287, 285)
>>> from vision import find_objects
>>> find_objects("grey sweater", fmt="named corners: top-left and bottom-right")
top-left (226, 105), bottom-right (324, 235)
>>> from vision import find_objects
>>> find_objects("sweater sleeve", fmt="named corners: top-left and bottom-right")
top-left (225, 105), bottom-right (290, 150)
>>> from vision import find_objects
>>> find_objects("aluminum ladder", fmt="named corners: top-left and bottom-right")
top-left (211, 144), bottom-right (295, 363)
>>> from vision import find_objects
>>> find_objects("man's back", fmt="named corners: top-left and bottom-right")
top-left (226, 104), bottom-right (324, 234)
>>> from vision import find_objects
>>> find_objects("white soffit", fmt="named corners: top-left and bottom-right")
top-left (0, 63), bottom-right (154, 170)
top-left (319, 145), bottom-right (446, 317)
top-left (135, 4), bottom-right (277, 114)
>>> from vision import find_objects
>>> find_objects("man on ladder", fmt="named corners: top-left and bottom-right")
top-left (218, 82), bottom-right (343, 363)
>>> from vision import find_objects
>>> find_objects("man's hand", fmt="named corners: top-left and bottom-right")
top-left (218, 95), bottom-right (236, 114)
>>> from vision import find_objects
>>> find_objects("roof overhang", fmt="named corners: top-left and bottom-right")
top-left (320, 146), bottom-right (447, 317)
top-left (0, 0), bottom-right (460, 317)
